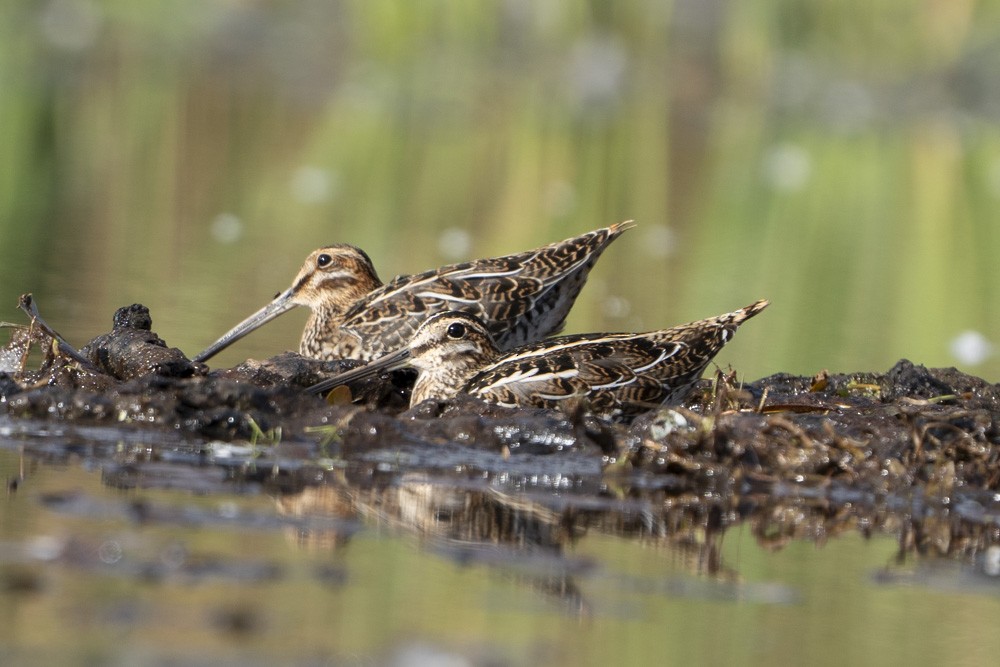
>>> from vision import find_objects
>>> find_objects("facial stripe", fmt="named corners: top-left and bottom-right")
top-left (317, 271), bottom-right (363, 285)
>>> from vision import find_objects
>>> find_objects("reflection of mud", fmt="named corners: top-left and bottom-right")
top-left (264, 455), bottom-right (1000, 612)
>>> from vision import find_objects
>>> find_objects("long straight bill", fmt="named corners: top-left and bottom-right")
top-left (306, 347), bottom-right (412, 395)
top-left (193, 288), bottom-right (297, 363)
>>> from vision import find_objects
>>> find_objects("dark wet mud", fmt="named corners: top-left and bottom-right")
top-left (3, 300), bottom-right (1000, 581)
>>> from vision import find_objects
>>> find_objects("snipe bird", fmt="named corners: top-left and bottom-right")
top-left (308, 300), bottom-right (769, 419)
top-left (193, 222), bottom-right (634, 363)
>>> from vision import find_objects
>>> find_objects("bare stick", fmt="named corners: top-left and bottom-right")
top-left (17, 293), bottom-right (92, 366)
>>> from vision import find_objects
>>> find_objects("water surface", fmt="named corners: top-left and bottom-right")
top-left (2, 440), bottom-right (998, 665)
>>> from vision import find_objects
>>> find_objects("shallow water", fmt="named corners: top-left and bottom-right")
top-left (3, 434), bottom-right (1000, 666)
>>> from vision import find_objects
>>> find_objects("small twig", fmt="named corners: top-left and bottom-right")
top-left (17, 293), bottom-right (91, 366)
top-left (757, 386), bottom-right (769, 414)
top-left (900, 395), bottom-right (958, 406)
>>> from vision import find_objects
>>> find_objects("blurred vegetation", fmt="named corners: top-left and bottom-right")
top-left (2, 0), bottom-right (999, 380)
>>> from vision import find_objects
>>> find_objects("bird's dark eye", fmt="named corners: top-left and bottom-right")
top-left (446, 322), bottom-right (466, 339)
top-left (317, 254), bottom-right (332, 268)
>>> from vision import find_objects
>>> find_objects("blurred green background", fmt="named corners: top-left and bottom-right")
top-left (2, 0), bottom-right (999, 381)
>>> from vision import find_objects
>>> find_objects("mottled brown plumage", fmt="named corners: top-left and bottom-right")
top-left (194, 222), bottom-right (633, 363)
top-left (309, 300), bottom-right (769, 420)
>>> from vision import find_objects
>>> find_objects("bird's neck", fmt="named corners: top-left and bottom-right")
top-left (410, 349), bottom-right (496, 405)
top-left (298, 301), bottom-right (355, 360)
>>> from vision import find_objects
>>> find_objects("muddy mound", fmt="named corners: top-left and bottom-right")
top-left (2, 301), bottom-right (999, 502)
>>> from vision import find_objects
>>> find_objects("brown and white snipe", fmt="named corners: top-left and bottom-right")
top-left (307, 300), bottom-right (769, 420)
top-left (194, 222), bottom-right (633, 363)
